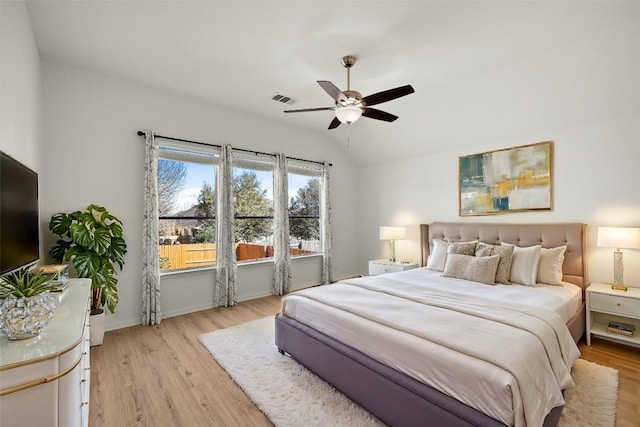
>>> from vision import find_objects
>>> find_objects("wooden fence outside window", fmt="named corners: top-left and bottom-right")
top-left (159, 243), bottom-right (315, 270)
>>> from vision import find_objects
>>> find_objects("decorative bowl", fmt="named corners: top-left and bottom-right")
top-left (0, 294), bottom-right (57, 340)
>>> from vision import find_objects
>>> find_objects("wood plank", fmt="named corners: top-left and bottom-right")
top-left (90, 296), bottom-right (640, 426)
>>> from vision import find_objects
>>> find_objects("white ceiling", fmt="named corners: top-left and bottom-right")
top-left (25, 1), bottom-right (632, 165)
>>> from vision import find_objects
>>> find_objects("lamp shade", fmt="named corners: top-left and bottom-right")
top-left (379, 226), bottom-right (407, 241)
top-left (335, 105), bottom-right (362, 124)
top-left (597, 226), bottom-right (640, 249)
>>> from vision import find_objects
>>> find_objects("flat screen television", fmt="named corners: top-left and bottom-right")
top-left (0, 150), bottom-right (40, 275)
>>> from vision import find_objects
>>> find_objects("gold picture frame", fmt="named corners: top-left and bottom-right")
top-left (459, 141), bottom-right (553, 216)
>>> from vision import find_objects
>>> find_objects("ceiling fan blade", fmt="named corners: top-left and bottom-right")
top-left (328, 117), bottom-right (341, 129)
top-left (362, 107), bottom-right (398, 122)
top-left (318, 81), bottom-right (347, 103)
top-left (284, 107), bottom-right (335, 113)
top-left (362, 85), bottom-right (415, 107)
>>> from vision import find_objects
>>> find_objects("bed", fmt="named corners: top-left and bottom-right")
top-left (275, 222), bottom-right (587, 427)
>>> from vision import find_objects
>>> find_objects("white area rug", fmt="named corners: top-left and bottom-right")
top-left (199, 317), bottom-right (618, 427)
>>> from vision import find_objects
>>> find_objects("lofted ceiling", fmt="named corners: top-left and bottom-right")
top-left (25, 1), bottom-right (632, 165)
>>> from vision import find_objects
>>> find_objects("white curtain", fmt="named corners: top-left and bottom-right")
top-left (320, 161), bottom-right (332, 284)
top-left (214, 144), bottom-right (237, 307)
top-left (142, 130), bottom-right (161, 325)
top-left (273, 153), bottom-right (292, 295)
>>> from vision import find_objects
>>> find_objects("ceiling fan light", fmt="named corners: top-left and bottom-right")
top-left (335, 105), bottom-right (362, 124)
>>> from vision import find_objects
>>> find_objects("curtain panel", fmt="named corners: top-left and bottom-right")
top-left (321, 161), bottom-right (332, 284)
top-left (214, 144), bottom-right (237, 307)
top-left (273, 153), bottom-right (292, 295)
top-left (142, 130), bottom-right (161, 325)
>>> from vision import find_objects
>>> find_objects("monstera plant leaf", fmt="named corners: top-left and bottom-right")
top-left (49, 204), bottom-right (127, 314)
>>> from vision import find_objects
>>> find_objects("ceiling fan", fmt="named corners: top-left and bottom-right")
top-left (284, 55), bottom-right (415, 129)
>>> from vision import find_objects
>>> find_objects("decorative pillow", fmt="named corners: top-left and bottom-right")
top-left (476, 242), bottom-right (514, 285)
top-left (537, 246), bottom-right (566, 285)
top-left (501, 243), bottom-right (541, 286)
top-left (426, 239), bottom-right (448, 272)
top-left (447, 240), bottom-right (477, 256)
top-left (442, 254), bottom-right (500, 285)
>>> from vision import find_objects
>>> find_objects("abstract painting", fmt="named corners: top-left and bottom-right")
top-left (459, 141), bottom-right (553, 216)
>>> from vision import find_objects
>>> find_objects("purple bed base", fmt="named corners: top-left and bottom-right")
top-left (276, 314), bottom-right (567, 427)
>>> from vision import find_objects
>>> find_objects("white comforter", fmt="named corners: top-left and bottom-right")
top-left (281, 270), bottom-right (581, 427)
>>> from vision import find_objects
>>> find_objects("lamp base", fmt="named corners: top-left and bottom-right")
top-left (389, 240), bottom-right (396, 263)
top-left (611, 284), bottom-right (628, 292)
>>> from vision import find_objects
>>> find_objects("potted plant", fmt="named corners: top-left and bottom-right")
top-left (0, 267), bottom-right (58, 340)
top-left (49, 204), bottom-right (127, 345)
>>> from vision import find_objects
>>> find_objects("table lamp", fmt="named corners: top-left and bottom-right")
top-left (379, 226), bottom-right (407, 262)
top-left (597, 226), bottom-right (640, 291)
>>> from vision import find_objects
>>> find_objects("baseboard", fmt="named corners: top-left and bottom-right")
top-left (105, 281), bottom-right (323, 331)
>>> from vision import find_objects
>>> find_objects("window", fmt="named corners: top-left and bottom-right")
top-left (288, 165), bottom-right (321, 256)
top-left (157, 146), bottom-right (218, 271)
top-left (233, 155), bottom-right (274, 262)
top-left (156, 146), bottom-right (323, 271)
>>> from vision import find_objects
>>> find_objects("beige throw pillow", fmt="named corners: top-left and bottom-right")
top-left (537, 246), bottom-right (566, 285)
top-left (447, 240), bottom-right (478, 256)
top-left (476, 242), bottom-right (514, 285)
top-left (442, 254), bottom-right (500, 285)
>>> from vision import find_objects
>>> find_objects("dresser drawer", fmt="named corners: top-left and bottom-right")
top-left (590, 292), bottom-right (640, 317)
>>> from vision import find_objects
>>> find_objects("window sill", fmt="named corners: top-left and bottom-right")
top-left (159, 253), bottom-right (322, 277)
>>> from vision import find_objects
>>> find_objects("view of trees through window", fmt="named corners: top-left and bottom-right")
top-left (157, 150), bottom-right (320, 271)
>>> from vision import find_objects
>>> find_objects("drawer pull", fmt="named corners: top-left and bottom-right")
top-left (82, 402), bottom-right (89, 406)
top-left (84, 367), bottom-right (91, 371)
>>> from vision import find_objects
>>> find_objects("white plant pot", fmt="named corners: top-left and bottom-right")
top-left (90, 311), bottom-right (105, 346)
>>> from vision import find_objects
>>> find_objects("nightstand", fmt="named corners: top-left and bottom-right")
top-left (586, 283), bottom-right (640, 348)
top-left (368, 259), bottom-right (419, 276)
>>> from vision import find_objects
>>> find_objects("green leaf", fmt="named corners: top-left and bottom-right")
top-left (49, 213), bottom-right (72, 237)
top-left (106, 236), bottom-right (127, 269)
top-left (92, 228), bottom-right (112, 256)
top-left (72, 251), bottom-right (102, 278)
top-left (70, 222), bottom-right (94, 249)
top-left (49, 239), bottom-right (72, 263)
top-left (109, 222), bottom-right (123, 238)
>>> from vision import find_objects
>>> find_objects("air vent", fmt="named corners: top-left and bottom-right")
top-left (271, 93), bottom-right (298, 105)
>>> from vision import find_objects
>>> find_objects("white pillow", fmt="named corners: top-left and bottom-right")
top-left (426, 239), bottom-right (448, 272)
top-left (537, 246), bottom-right (566, 285)
top-left (501, 243), bottom-right (541, 286)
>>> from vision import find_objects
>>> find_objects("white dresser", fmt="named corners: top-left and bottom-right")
top-left (0, 279), bottom-right (91, 427)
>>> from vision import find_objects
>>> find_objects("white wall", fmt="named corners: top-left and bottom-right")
top-left (0, 0), bottom-right (42, 171)
top-left (357, 5), bottom-right (640, 285)
top-left (41, 62), bottom-right (358, 330)
top-left (0, 0), bottom-right (44, 259)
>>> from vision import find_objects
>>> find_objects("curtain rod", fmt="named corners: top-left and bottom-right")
top-left (136, 131), bottom-right (332, 167)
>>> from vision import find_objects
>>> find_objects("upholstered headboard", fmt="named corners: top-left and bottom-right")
top-left (419, 222), bottom-right (588, 291)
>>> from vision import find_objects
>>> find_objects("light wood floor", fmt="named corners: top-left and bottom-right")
top-left (90, 296), bottom-right (640, 427)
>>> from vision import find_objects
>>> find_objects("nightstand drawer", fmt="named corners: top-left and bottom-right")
top-left (368, 260), bottom-right (419, 276)
top-left (590, 292), bottom-right (640, 317)
top-left (369, 263), bottom-right (404, 275)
